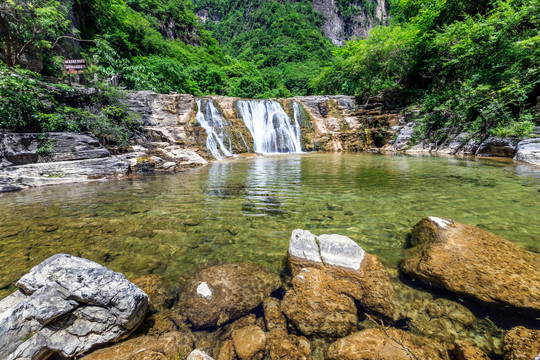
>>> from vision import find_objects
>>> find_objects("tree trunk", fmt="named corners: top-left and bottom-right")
top-left (0, 13), bottom-right (14, 67)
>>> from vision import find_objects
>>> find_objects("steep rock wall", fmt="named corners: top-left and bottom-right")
top-left (312, 0), bottom-right (388, 45)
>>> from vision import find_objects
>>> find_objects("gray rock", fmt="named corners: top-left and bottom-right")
top-left (289, 229), bottom-right (321, 263)
top-left (0, 254), bottom-right (149, 360)
top-left (515, 138), bottom-right (540, 166)
top-left (318, 234), bottom-right (365, 271)
top-left (0, 133), bottom-right (110, 165)
top-left (0, 156), bottom-right (131, 192)
top-left (439, 133), bottom-right (471, 154)
top-left (476, 137), bottom-right (518, 157)
top-left (392, 122), bottom-right (416, 151)
top-left (288, 230), bottom-right (366, 271)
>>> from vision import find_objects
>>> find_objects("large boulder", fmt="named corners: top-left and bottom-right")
top-left (401, 217), bottom-right (540, 313)
top-left (0, 254), bottom-right (149, 360)
top-left (287, 229), bottom-right (400, 321)
top-left (515, 138), bottom-right (540, 166)
top-left (327, 327), bottom-right (450, 360)
top-left (503, 327), bottom-right (540, 360)
top-left (476, 137), bottom-right (518, 157)
top-left (281, 267), bottom-right (358, 337)
top-left (181, 263), bottom-right (281, 329)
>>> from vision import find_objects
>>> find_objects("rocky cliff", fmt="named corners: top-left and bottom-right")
top-left (312, 0), bottom-right (388, 45)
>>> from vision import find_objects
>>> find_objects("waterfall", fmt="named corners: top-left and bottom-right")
top-left (196, 99), bottom-right (233, 160)
top-left (236, 100), bottom-right (303, 154)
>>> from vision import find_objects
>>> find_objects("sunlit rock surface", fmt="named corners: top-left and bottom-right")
top-left (181, 263), bottom-right (280, 329)
top-left (401, 217), bottom-right (540, 313)
top-left (0, 254), bottom-right (149, 360)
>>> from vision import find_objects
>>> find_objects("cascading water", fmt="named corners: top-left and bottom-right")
top-left (196, 99), bottom-right (233, 160)
top-left (236, 100), bottom-right (303, 154)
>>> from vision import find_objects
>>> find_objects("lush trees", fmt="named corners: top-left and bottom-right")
top-left (0, 0), bottom-right (70, 67)
top-left (316, 0), bottom-right (540, 138)
top-left (192, 0), bottom-right (335, 96)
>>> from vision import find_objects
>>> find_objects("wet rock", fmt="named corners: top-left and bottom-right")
top-left (263, 297), bottom-right (287, 332)
top-left (218, 340), bottom-right (236, 360)
top-left (288, 229), bottom-right (400, 321)
top-left (0, 254), bottom-right (149, 360)
top-left (402, 295), bottom-right (477, 343)
top-left (182, 263), bottom-right (281, 329)
top-left (401, 217), bottom-right (540, 313)
top-left (515, 138), bottom-right (540, 166)
top-left (327, 327), bottom-right (450, 360)
top-left (188, 349), bottom-right (216, 360)
top-left (503, 327), bottom-right (540, 360)
top-left (452, 340), bottom-right (490, 360)
top-left (281, 267), bottom-right (358, 337)
top-left (476, 137), bottom-right (518, 157)
top-left (131, 274), bottom-right (174, 312)
top-left (265, 330), bottom-right (311, 360)
top-left (82, 331), bottom-right (195, 360)
top-left (232, 325), bottom-right (266, 360)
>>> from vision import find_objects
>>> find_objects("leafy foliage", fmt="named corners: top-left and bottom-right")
top-left (0, 64), bottom-right (141, 145)
top-left (317, 0), bottom-right (540, 138)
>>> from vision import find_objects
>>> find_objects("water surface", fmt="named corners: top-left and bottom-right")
top-left (1, 153), bottom-right (539, 299)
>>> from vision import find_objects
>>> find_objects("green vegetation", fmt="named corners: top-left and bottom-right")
top-left (316, 0), bottom-right (540, 139)
top-left (1, 0), bottom-right (538, 141)
top-left (0, 64), bottom-right (141, 145)
top-left (193, 0), bottom-right (335, 96)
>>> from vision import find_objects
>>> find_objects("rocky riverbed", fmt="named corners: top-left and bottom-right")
top-left (1, 218), bottom-right (538, 359)
top-left (2, 91), bottom-right (539, 193)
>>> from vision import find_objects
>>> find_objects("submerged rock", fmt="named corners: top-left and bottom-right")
top-left (82, 331), bottom-right (195, 360)
top-left (287, 229), bottom-right (400, 322)
top-left (231, 325), bottom-right (266, 360)
top-left (452, 340), bottom-right (490, 360)
top-left (0, 254), bottom-right (149, 360)
top-left (265, 330), bottom-right (311, 360)
top-left (282, 267), bottom-right (358, 337)
top-left (182, 263), bottom-right (281, 329)
top-left (503, 327), bottom-right (540, 360)
top-left (327, 327), bottom-right (450, 360)
top-left (401, 217), bottom-right (540, 313)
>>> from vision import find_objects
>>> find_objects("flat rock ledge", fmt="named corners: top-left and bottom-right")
top-left (0, 254), bottom-right (149, 360)
top-left (401, 217), bottom-right (540, 313)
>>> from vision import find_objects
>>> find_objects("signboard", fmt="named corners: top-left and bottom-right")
top-left (63, 59), bottom-right (86, 75)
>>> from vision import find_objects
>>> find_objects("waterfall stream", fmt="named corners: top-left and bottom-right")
top-left (196, 99), bottom-right (234, 160)
top-left (236, 100), bottom-right (303, 154)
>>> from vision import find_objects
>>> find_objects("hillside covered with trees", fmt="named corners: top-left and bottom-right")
top-left (0, 0), bottom-right (538, 140)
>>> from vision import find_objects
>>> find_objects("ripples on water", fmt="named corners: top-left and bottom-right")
top-left (0, 153), bottom-right (539, 298)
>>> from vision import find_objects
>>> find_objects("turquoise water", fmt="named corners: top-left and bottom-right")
top-left (0, 153), bottom-right (539, 299)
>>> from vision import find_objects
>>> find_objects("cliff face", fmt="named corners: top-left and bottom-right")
top-left (311, 0), bottom-right (388, 45)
